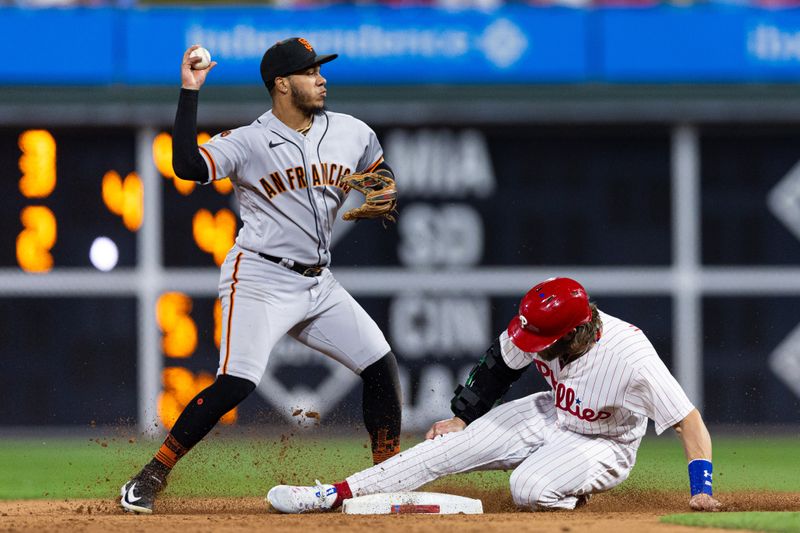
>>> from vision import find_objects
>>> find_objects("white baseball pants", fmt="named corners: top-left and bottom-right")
top-left (216, 245), bottom-right (391, 385)
top-left (346, 392), bottom-right (636, 510)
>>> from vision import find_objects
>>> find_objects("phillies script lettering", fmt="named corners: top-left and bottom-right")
top-left (534, 361), bottom-right (612, 422)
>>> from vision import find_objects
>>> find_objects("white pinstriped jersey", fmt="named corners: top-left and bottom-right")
top-left (500, 310), bottom-right (694, 445)
top-left (199, 110), bottom-right (384, 266)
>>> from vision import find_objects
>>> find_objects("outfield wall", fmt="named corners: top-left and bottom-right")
top-left (1, 116), bottom-right (799, 433)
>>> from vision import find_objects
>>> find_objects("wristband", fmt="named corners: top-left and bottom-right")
top-left (688, 459), bottom-right (713, 496)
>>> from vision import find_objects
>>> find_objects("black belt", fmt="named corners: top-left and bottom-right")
top-left (258, 252), bottom-right (325, 277)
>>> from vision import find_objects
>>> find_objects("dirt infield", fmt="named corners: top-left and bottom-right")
top-left (1, 490), bottom-right (798, 533)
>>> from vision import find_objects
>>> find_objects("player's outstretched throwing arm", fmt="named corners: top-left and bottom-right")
top-left (674, 409), bottom-right (722, 511)
top-left (172, 45), bottom-right (218, 183)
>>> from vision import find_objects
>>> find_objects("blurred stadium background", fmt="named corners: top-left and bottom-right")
top-left (1, 1), bottom-right (799, 448)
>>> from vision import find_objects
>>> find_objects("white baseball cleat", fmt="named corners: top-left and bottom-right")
top-left (267, 480), bottom-right (338, 513)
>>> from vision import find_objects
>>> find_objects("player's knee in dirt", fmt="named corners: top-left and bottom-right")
top-left (509, 470), bottom-right (561, 510)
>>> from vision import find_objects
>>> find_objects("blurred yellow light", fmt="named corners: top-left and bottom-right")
top-left (152, 132), bottom-right (232, 196)
top-left (16, 206), bottom-right (56, 272)
top-left (162, 366), bottom-right (197, 405)
top-left (102, 170), bottom-right (123, 216)
top-left (174, 174), bottom-right (196, 195)
top-left (193, 208), bottom-right (237, 266)
top-left (158, 368), bottom-right (237, 428)
top-left (102, 170), bottom-right (143, 231)
top-left (122, 172), bottom-right (143, 231)
top-left (152, 132), bottom-right (176, 180)
top-left (212, 178), bottom-right (233, 194)
top-left (18, 130), bottom-right (56, 199)
top-left (156, 292), bottom-right (197, 358)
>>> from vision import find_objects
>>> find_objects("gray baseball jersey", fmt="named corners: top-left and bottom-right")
top-left (204, 108), bottom-right (391, 387)
top-left (199, 110), bottom-right (384, 266)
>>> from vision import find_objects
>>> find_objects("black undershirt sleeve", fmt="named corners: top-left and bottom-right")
top-left (172, 88), bottom-right (209, 183)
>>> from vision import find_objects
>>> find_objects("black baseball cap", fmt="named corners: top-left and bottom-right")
top-left (260, 37), bottom-right (337, 91)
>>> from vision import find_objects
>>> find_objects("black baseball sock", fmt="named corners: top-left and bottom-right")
top-left (360, 352), bottom-right (402, 464)
top-left (151, 374), bottom-right (255, 472)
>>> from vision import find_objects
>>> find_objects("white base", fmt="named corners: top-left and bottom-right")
top-left (341, 492), bottom-right (483, 515)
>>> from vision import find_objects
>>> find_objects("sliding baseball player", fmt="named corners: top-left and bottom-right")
top-left (267, 277), bottom-right (721, 513)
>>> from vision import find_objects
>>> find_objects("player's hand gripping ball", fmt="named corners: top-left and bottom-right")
top-left (189, 47), bottom-right (212, 70)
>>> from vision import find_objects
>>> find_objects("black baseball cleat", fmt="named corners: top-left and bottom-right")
top-left (119, 467), bottom-right (167, 514)
top-left (575, 493), bottom-right (592, 509)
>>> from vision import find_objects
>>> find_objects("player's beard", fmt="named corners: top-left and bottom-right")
top-left (537, 335), bottom-right (580, 362)
top-left (536, 341), bottom-right (566, 362)
top-left (289, 82), bottom-right (326, 116)
top-left (538, 336), bottom-right (595, 363)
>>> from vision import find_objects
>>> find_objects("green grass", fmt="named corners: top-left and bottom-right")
top-left (0, 434), bottom-right (797, 500)
top-left (621, 435), bottom-right (800, 493)
top-left (661, 512), bottom-right (800, 532)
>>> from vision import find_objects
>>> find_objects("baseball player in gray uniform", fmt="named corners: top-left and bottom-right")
top-left (120, 38), bottom-right (402, 514)
top-left (267, 278), bottom-right (722, 514)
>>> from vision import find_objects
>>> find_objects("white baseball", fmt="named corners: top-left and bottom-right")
top-left (190, 47), bottom-right (211, 70)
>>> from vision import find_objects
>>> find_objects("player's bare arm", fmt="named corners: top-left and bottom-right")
top-left (674, 409), bottom-right (722, 512)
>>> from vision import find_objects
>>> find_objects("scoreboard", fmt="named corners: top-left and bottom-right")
top-left (1, 128), bottom-right (240, 273)
top-left (2, 128), bottom-right (138, 271)
top-left (2, 124), bottom-right (799, 430)
top-left (0, 127), bottom-right (239, 428)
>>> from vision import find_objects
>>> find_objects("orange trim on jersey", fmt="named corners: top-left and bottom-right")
top-left (366, 156), bottom-right (384, 173)
top-left (222, 252), bottom-right (243, 375)
top-left (198, 146), bottom-right (217, 181)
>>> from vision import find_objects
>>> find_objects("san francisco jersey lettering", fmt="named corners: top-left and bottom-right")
top-left (199, 110), bottom-right (384, 266)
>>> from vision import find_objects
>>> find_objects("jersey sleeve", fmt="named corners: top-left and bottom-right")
top-left (355, 124), bottom-right (385, 174)
top-left (499, 330), bottom-right (534, 370)
top-left (623, 356), bottom-right (695, 435)
top-left (198, 129), bottom-right (248, 182)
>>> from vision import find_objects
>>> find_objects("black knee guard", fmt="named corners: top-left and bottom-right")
top-left (361, 352), bottom-right (402, 464)
top-left (169, 374), bottom-right (256, 450)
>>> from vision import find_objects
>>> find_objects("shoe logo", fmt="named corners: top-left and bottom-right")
top-left (269, 140), bottom-right (285, 149)
top-left (313, 482), bottom-right (337, 499)
top-left (126, 483), bottom-right (142, 503)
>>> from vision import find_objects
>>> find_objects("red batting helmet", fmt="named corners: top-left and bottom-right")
top-left (507, 277), bottom-right (592, 353)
